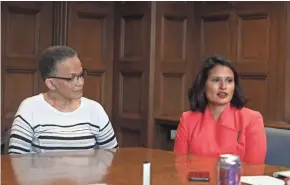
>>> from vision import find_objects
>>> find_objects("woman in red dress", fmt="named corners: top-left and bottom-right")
top-left (174, 56), bottom-right (266, 164)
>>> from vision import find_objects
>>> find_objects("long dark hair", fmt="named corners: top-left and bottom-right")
top-left (188, 56), bottom-right (246, 113)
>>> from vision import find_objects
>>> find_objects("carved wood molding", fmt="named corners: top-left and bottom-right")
top-left (53, 2), bottom-right (68, 45)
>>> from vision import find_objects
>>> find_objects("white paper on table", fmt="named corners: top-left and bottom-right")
top-left (241, 175), bottom-right (284, 185)
top-left (273, 171), bottom-right (290, 178)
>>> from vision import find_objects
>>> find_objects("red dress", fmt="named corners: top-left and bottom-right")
top-left (174, 103), bottom-right (267, 164)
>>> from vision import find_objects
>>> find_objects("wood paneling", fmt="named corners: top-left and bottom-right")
top-left (234, 3), bottom-right (284, 121)
top-left (1, 1), bottom-right (115, 137)
top-left (240, 75), bottom-right (267, 114)
top-left (198, 3), bottom-right (233, 61)
top-left (3, 70), bottom-right (37, 119)
top-left (265, 122), bottom-right (290, 130)
top-left (1, 2), bottom-right (53, 135)
top-left (201, 14), bottom-right (231, 59)
top-left (120, 72), bottom-right (143, 119)
top-left (152, 2), bottom-right (196, 149)
top-left (1, 1), bottom-right (289, 150)
top-left (236, 13), bottom-right (270, 73)
top-left (53, 2), bottom-right (68, 45)
top-left (121, 15), bottom-right (143, 59)
top-left (284, 2), bottom-right (290, 122)
top-left (233, 6), bottom-right (272, 119)
top-left (154, 2), bottom-right (195, 121)
top-left (119, 128), bottom-right (142, 147)
top-left (197, 2), bottom-right (285, 121)
top-left (67, 2), bottom-right (114, 117)
top-left (113, 2), bottom-right (151, 147)
top-left (84, 72), bottom-right (104, 102)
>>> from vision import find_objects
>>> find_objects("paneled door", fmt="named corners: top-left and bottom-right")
top-left (1, 2), bottom-right (53, 135)
top-left (66, 2), bottom-right (115, 117)
top-left (113, 2), bottom-right (151, 147)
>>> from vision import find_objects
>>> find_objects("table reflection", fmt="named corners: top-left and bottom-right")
top-left (10, 149), bottom-right (116, 185)
top-left (174, 153), bottom-right (266, 185)
top-left (2, 148), bottom-right (289, 185)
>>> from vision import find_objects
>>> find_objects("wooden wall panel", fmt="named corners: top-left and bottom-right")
top-left (121, 15), bottom-right (143, 59)
top-left (233, 4), bottom-right (271, 119)
top-left (198, 3), bottom-right (233, 60)
top-left (201, 14), bottom-right (231, 59)
top-left (83, 73), bottom-right (104, 102)
top-left (234, 3), bottom-right (284, 121)
top-left (67, 2), bottom-right (114, 117)
top-left (285, 3), bottom-right (290, 122)
top-left (1, 2), bottom-right (53, 135)
top-left (119, 127), bottom-right (142, 147)
top-left (113, 2), bottom-right (151, 147)
top-left (154, 2), bottom-right (195, 121)
top-left (153, 2), bottom-right (196, 149)
top-left (3, 71), bottom-right (37, 119)
top-left (120, 72), bottom-right (143, 119)
top-left (197, 2), bottom-right (285, 121)
top-left (160, 73), bottom-right (185, 116)
top-left (240, 76), bottom-right (267, 115)
top-left (236, 13), bottom-right (269, 73)
top-left (162, 15), bottom-right (186, 62)
top-left (53, 2), bottom-right (68, 45)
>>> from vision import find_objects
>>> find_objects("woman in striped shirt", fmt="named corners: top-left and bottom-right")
top-left (8, 46), bottom-right (118, 154)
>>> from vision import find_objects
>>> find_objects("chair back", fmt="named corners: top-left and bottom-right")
top-left (265, 127), bottom-right (290, 167)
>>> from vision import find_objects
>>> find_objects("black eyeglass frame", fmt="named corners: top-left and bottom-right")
top-left (47, 69), bottom-right (88, 81)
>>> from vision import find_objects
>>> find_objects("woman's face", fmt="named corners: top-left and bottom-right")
top-left (205, 65), bottom-right (235, 107)
top-left (47, 56), bottom-right (85, 100)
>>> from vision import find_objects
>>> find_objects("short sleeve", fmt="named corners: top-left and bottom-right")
top-left (8, 99), bottom-right (34, 154)
top-left (90, 102), bottom-right (118, 149)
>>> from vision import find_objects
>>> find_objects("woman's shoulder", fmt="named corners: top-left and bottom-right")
top-left (81, 97), bottom-right (106, 111)
top-left (18, 94), bottom-right (43, 109)
top-left (237, 106), bottom-right (262, 119)
top-left (233, 106), bottom-right (263, 127)
top-left (180, 110), bottom-right (203, 122)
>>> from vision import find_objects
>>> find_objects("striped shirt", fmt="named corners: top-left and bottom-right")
top-left (8, 94), bottom-right (118, 155)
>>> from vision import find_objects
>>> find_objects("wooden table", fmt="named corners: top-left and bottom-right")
top-left (1, 148), bottom-right (289, 185)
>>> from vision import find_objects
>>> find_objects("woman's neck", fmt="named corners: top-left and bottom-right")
top-left (44, 91), bottom-right (80, 112)
top-left (208, 104), bottom-right (227, 121)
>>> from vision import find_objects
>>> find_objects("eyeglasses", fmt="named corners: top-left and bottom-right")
top-left (47, 69), bottom-right (87, 85)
